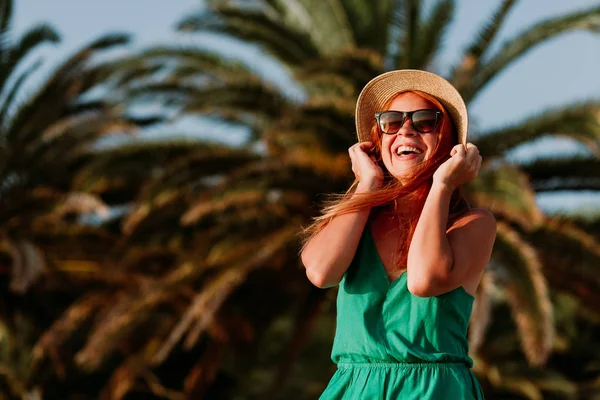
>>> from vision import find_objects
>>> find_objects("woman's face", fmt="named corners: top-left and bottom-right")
top-left (379, 92), bottom-right (448, 180)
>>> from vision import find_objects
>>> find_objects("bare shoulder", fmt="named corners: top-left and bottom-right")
top-left (447, 208), bottom-right (496, 236)
top-left (447, 208), bottom-right (496, 285)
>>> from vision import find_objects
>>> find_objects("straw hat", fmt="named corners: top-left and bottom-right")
top-left (355, 69), bottom-right (468, 144)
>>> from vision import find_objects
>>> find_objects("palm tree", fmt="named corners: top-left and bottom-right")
top-left (0, 0), bottom-right (145, 395)
top-left (26, 0), bottom-right (600, 398)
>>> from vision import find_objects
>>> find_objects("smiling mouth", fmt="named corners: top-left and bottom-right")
top-left (395, 146), bottom-right (423, 157)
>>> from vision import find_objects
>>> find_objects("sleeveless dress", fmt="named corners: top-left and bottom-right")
top-left (319, 228), bottom-right (484, 399)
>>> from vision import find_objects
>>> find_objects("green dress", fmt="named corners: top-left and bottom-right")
top-left (319, 228), bottom-right (484, 399)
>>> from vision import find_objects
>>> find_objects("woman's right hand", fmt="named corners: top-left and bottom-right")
top-left (349, 141), bottom-right (384, 193)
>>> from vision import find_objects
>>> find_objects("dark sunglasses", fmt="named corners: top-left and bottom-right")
top-left (375, 109), bottom-right (442, 134)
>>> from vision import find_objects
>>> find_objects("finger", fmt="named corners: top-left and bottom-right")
top-left (470, 152), bottom-right (482, 171)
top-left (452, 144), bottom-right (466, 158)
top-left (465, 142), bottom-right (477, 152)
top-left (350, 143), bottom-right (374, 166)
top-left (348, 146), bottom-right (357, 162)
top-left (466, 145), bottom-right (480, 163)
top-left (450, 144), bottom-right (460, 156)
top-left (465, 143), bottom-right (479, 156)
top-left (358, 142), bottom-right (376, 155)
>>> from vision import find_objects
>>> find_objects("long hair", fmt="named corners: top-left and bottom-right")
top-left (301, 90), bottom-right (470, 271)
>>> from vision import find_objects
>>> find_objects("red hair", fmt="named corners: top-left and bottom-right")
top-left (302, 90), bottom-right (470, 272)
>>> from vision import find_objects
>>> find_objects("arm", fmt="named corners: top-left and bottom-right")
top-left (301, 199), bottom-right (371, 288)
top-left (302, 141), bottom-right (383, 288)
top-left (406, 143), bottom-right (496, 297)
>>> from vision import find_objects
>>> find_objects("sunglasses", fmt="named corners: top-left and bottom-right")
top-left (375, 109), bottom-right (442, 134)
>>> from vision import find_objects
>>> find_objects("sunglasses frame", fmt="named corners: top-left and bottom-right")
top-left (375, 109), bottom-right (442, 135)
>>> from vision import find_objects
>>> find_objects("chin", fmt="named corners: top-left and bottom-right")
top-left (388, 160), bottom-right (427, 181)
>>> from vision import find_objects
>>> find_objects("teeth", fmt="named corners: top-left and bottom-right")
top-left (396, 146), bottom-right (423, 155)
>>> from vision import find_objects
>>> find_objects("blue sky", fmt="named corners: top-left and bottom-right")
top-left (12, 0), bottom-right (600, 213)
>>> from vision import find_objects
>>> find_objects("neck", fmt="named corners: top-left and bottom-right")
top-left (377, 201), bottom-right (420, 220)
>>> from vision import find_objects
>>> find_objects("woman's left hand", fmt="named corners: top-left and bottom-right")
top-left (432, 143), bottom-right (482, 190)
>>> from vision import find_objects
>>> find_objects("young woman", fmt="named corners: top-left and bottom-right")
top-left (301, 70), bottom-right (496, 399)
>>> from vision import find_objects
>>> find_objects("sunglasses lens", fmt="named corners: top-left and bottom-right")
top-left (378, 112), bottom-right (405, 134)
top-left (412, 110), bottom-right (438, 132)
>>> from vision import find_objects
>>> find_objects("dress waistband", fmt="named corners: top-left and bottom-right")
top-left (337, 362), bottom-right (468, 369)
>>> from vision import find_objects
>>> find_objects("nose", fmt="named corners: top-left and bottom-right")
top-left (396, 117), bottom-right (417, 137)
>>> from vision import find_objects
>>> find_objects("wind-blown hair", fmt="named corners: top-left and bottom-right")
top-left (301, 90), bottom-right (470, 272)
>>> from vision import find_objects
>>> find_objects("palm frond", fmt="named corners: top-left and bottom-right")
top-left (527, 218), bottom-right (600, 312)
top-left (412, 0), bottom-right (454, 70)
top-left (179, 80), bottom-right (288, 121)
top-left (385, 0), bottom-right (406, 66)
top-left (265, 0), bottom-right (358, 54)
top-left (51, 260), bottom-right (145, 288)
top-left (0, 23), bottom-right (58, 91)
top-left (522, 156), bottom-right (600, 192)
top-left (53, 192), bottom-right (110, 219)
top-left (292, 0), bottom-right (356, 54)
top-left (298, 48), bottom-right (383, 95)
top-left (140, 47), bottom-right (252, 78)
top-left (133, 145), bottom-right (259, 202)
top-left (6, 33), bottom-right (130, 149)
top-left (120, 150), bottom-right (261, 238)
top-left (181, 188), bottom-right (278, 226)
top-left (465, 5), bottom-right (600, 102)
top-left (206, 158), bottom-right (347, 203)
top-left (483, 362), bottom-right (577, 400)
top-left (451, 0), bottom-right (517, 90)
top-left (338, 0), bottom-right (389, 52)
top-left (32, 292), bottom-right (110, 378)
top-left (0, 186), bottom-right (62, 228)
top-left (84, 32), bottom-right (130, 51)
top-left (31, 225), bottom-right (118, 264)
top-left (464, 164), bottom-right (543, 229)
top-left (72, 140), bottom-right (205, 201)
top-left (271, 98), bottom-right (356, 150)
top-left (73, 224), bottom-right (293, 374)
top-left (4, 239), bottom-right (45, 294)
top-left (152, 224), bottom-right (298, 364)
top-left (99, 356), bottom-right (140, 400)
top-left (177, 4), bottom-right (320, 66)
top-left (395, 0), bottom-right (422, 69)
top-left (0, 0), bottom-right (13, 38)
top-left (104, 46), bottom-right (256, 96)
top-left (182, 340), bottom-right (225, 398)
top-left (0, 59), bottom-right (41, 128)
top-left (24, 111), bottom-right (136, 175)
top-left (264, 0), bottom-right (313, 32)
top-left (0, 312), bottom-right (39, 395)
top-left (469, 273), bottom-right (493, 355)
top-left (490, 222), bottom-right (554, 365)
top-left (74, 289), bottom-right (174, 372)
top-left (266, 285), bottom-right (328, 398)
top-left (128, 79), bottom-right (287, 125)
top-left (476, 102), bottom-right (600, 158)
top-left (6, 23), bottom-right (59, 69)
top-left (570, 214), bottom-right (600, 240)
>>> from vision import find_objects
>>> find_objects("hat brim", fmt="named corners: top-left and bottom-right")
top-left (355, 70), bottom-right (468, 145)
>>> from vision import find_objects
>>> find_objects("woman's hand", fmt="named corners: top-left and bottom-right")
top-left (349, 141), bottom-right (384, 193)
top-left (433, 143), bottom-right (482, 191)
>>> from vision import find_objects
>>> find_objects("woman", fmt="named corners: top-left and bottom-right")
top-left (301, 70), bottom-right (496, 399)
